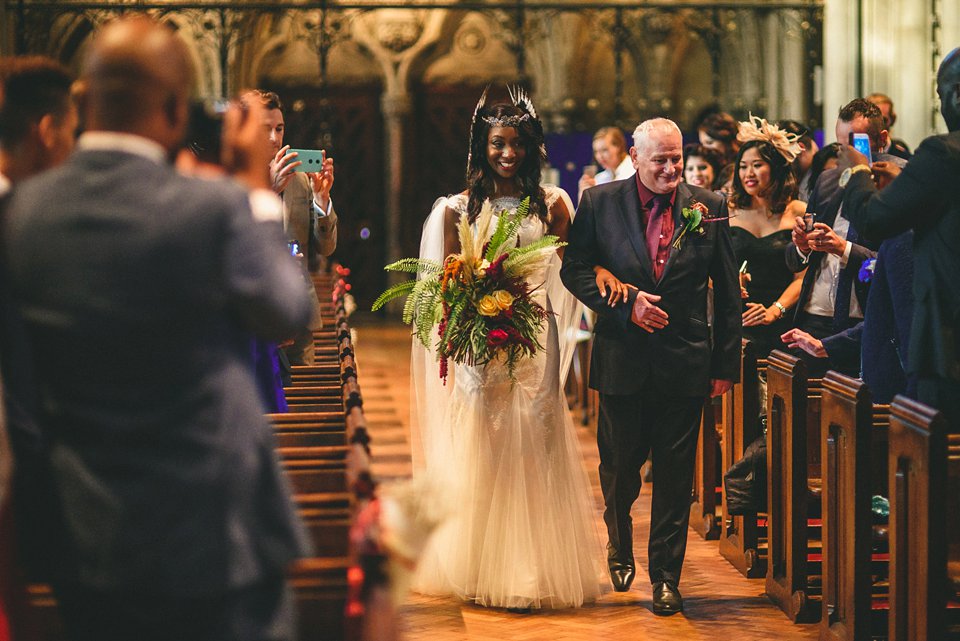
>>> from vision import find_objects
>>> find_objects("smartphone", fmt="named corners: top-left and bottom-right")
top-left (583, 165), bottom-right (598, 179)
top-left (803, 212), bottom-right (815, 232)
top-left (288, 240), bottom-right (301, 256)
top-left (288, 148), bottom-right (325, 173)
top-left (850, 132), bottom-right (873, 165)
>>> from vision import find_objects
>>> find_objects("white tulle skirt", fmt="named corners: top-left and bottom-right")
top-left (413, 315), bottom-right (604, 609)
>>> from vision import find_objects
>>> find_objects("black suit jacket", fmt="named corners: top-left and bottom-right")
top-left (785, 166), bottom-right (878, 332)
top-left (561, 178), bottom-right (741, 396)
top-left (3, 149), bottom-right (314, 595)
top-left (842, 131), bottom-right (960, 382)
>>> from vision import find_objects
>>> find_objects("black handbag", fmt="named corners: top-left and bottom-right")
top-left (723, 435), bottom-right (767, 515)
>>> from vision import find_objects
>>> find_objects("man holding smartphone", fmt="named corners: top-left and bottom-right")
top-left (248, 89), bottom-right (338, 366)
top-left (780, 98), bottom-right (893, 376)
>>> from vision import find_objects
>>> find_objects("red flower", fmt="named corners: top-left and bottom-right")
top-left (485, 253), bottom-right (509, 281)
top-left (487, 328), bottom-right (509, 347)
top-left (692, 201), bottom-right (709, 216)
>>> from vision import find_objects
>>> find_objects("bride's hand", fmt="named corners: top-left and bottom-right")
top-left (594, 266), bottom-right (635, 307)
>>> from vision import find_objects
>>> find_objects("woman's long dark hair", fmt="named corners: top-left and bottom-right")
top-left (728, 140), bottom-right (797, 215)
top-left (465, 103), bottom-right (548, 223)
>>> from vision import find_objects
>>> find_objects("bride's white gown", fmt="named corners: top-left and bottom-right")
top-left (412, 189), bottom-right (603, 609)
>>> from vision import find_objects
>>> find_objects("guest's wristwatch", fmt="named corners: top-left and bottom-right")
top-left (838, 164), bottom-right (871, 188)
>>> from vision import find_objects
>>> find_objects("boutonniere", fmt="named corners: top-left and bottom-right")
top-left (673, 201), bottom-right (710, 249)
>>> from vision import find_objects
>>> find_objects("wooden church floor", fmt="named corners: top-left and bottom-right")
top-left (352, 318), bottom-right (818, 641)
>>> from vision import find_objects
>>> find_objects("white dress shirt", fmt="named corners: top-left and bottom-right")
top-left (595, 155), bottom-right (635, 185)
top-left (800, 207), bottom-right (863, 319)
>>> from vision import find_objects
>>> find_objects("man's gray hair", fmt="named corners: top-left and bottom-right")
top-left (632, 118), bottom-right (682, 152)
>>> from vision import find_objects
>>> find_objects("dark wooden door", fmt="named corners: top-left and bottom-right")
top-left (402, 83), bottom-right (497, 260)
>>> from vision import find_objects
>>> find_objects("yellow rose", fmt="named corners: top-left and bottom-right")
top-left (494, 290), bottom-right (515, 310)
top-left (477, 295), bottom-right (500, 316)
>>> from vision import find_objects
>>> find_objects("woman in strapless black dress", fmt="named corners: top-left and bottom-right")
top-left (727, 121), bottom-right (808, 359)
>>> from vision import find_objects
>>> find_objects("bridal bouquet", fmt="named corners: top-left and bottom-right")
top-left (372, 197), bottom-right (563, 381)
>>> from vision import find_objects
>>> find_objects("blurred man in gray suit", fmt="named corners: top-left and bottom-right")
top-left (3, 16), bottom-right (312, 641)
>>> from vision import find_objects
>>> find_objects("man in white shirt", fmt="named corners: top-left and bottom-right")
top-left (780, 99), bottom-right (895, 376)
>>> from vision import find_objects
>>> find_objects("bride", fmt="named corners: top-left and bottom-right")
top-left (411, 89), bottom-right (603, 610)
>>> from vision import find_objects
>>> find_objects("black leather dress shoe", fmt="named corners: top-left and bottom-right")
top-left (608, 561), bottom-right (635, 592)
top-left (652, 581), bottom-right (683, 615)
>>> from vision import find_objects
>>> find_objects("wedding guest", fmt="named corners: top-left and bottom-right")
top-left (778, 119), bottom-right (819, 201)
top-left (3, 17), bottom-right (312, 640)
top-left (698, 111), bottom-right (740, 165)
top-left (783, 230), bottom-right (915, 404)
top-left (866, 92), bottom-right (911, 159)
top-left (782, 98), bottom-right (894, 377)
top-left (248, 89), bottom-right (337, 366)
top-left (839, 49), bottom-right (960, 429)
top-left (805, 143), bottom-right (841, 197)
top-left (0, 59), bottom-right (78, 632)
top-left (682, 143), bottom-right (724, 190)
top-left (727, 116), bottom-right (806, 358)
top-left (578, 126), bottom-right (632, 199)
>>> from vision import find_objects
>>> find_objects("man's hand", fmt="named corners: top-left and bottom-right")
top-left (807, 222), bottom-right (845, 256)
top-left (792, 214), bottom-right (812, 255)
top-left (630, 290), bottom-right (668, 332)
top-left (270, 145), bottom-right (300, 194)
top-left (837, 144), bottom-right (870, 173)
top-left (780, 328), bottom-right (827, 358)
top-left (710, 379), bottom-right (734, 398)
top-left (307, 152), bottom-right (334, 212)
top-left (221, 98), bottom-right (272, 191)
top-left (594, 266), bottom-right (635, 307)
top-left (871, 161), bottom-right (902, 191)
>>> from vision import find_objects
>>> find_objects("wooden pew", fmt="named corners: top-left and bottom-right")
top-left (690, 396), bottom-right (722, 540)
top-left (765, 350), bottom-right (823, 622)
top-left (818, 373), bottom-right (891, 641)
top-left (887, 396), bottom-right (960, 641)
top-left (719, 339), bottom-right (767, 578)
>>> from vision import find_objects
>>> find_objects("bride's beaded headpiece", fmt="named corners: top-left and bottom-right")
top-left (466, 85), bottom-right (545, 174)
top-left (736, 114), bottom-right (803, 163)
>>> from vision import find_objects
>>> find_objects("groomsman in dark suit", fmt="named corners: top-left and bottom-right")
top-left (561, 118), bottom-right (740, 615)
top-left (839, 48), bottom-right (960, 430)
top-left (781, 99), bottom-right (896, 376)
top-left (3, 17), bottom-right (312, 640)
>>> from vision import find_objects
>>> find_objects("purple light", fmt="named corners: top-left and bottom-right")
top-left (360, 227), bottom-right (371, 240)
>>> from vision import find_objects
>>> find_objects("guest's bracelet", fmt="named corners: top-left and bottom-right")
top-left (773, 301), bottom-right (787, 317)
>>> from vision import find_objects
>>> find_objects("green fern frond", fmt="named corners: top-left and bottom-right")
top-left (371, 279), bottom-right (416, 311)
top-left (384, 257), bottom-right (442, 275)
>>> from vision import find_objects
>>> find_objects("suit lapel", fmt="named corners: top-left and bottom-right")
top-left (616, 180), bottom-right (654, 282)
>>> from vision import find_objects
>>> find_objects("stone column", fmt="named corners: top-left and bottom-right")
top-left (823, 0), bottom-right (861, 141)
top-left (381, 92), bottom-right (412, 268)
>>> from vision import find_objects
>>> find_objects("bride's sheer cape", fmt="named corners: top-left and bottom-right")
top-left (409, 187), bottom-right (604, 609)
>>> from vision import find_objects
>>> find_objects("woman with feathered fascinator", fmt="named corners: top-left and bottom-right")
top-left (726, 114), bottom-right (808, 359)
top-left (408, 87), bottom-right (604, 611)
